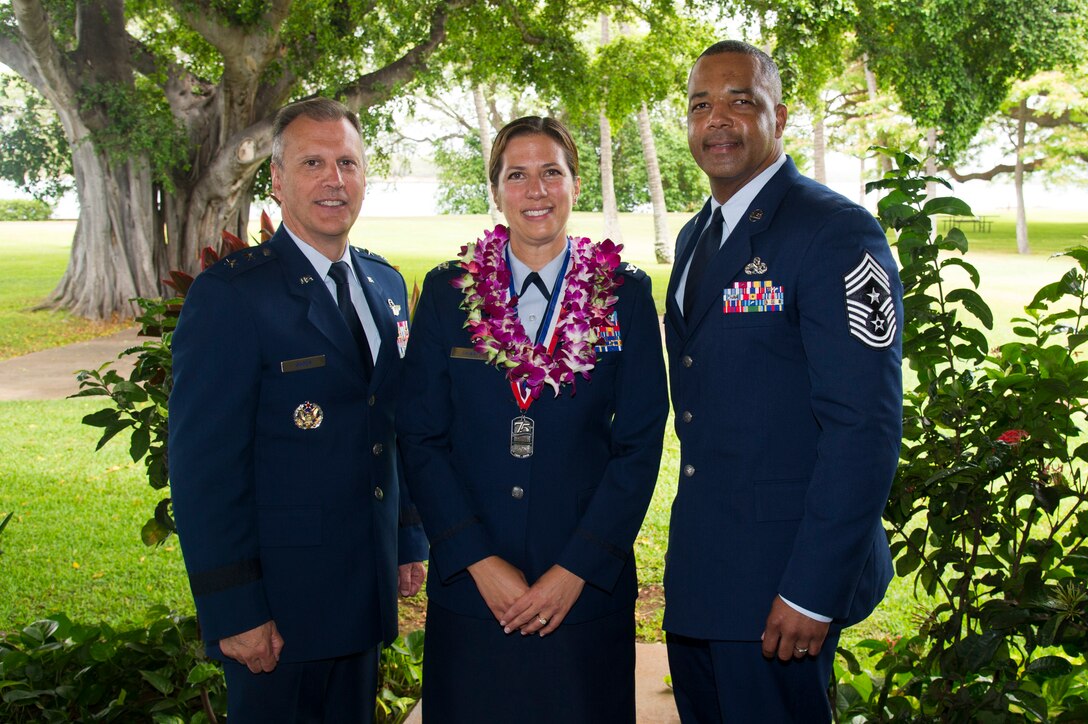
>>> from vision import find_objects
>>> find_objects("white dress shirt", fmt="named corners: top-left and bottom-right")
top-left (285, 227), bottom-right (381, 363)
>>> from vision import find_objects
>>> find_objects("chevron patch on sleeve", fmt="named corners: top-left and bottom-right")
top-left (844, 252), bottom-right (896, 349)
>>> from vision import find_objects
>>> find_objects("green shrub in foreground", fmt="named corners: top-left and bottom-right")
top-left (0, 199), bottom-right (53, 221)
top-left (0, 607), bottom-right (224, 722)
top-left (834, 149), bottom-right (1088, 722)
top-left (0, 608), bottom-right (425, 723)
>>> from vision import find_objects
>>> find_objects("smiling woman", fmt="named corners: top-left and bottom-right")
top-left (395, 115), bottom-right (669, 724)
top-left (488, 117), bottom-right (581, 271)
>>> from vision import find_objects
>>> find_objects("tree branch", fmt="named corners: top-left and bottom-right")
top-left (1008, 105), bottom-right (1078, 129)
top-left (0, 27), bottom-right (43, 88)
top-left (10, 0), bottom-right (78, 107)
top-left (943, 160), bottom-right (1045, 182)
top-left (500, 0), bottom-right (546, 45)
top-left (339, 0), bottom-right (474, 110)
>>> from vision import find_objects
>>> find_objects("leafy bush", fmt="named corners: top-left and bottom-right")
top-left (0, 199), bottom-right (54, 221)
top-left (71, 219), bottom-right (270, 545)
top-left (0, 609), bottom-right (424, 723)
top-left (834, 149), bottom-right (1088, 721)
top-left (376, 629), bottom-right (425, 723)
top-left (0, 607), bottom-right (225, 722)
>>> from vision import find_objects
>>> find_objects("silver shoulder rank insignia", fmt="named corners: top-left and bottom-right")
top-left (225, 258), bottom-right (237, 269)
top-left (744, 257), bottom-right (768, 275)
top-left (293, 401), bottom-right (324, 430)
top-left (299, 275), bottom-right (314, 284)
top-left (625, 262), bottom-right (639, 274)
top-left (438, 261), bottom-right (449, 271)
top-left (845, 251), bottom-right (897, 349)
top-left (388, 298), bottom-right (402, 316)
top-left (749, 209), bottom-right (764, 222)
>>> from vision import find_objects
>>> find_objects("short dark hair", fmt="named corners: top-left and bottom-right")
top-left (488, 116), bottom-right (579, 187)
top-left (696, 40), bottom-right (783, 104)
top-left (271, 97), bottom-right (363, 166)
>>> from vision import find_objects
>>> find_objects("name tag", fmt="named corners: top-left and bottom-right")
top-left (280, 355), bottom-right (326, 373)
top-left (450, 347), bottom-right (488, 361)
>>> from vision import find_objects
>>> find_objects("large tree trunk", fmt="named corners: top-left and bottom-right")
top-left (1014, 98), bottom-right (1030, 254)
top-left (636, 102), bottom-right (671, 263)
top-left (813, 110), bottom-right (827, 185)
top-left (4, 0), bottom-right (462, 320)
top-left (45, 142), bottom-right (159, 318)
top-left (473, 85), bottom-right (502, 224)
top-left (597, 14), bottom-right (622, 244)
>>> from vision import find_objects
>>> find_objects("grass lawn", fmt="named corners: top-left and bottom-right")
top-left (0, 399), bottom-right (192, 627)
top-left (2, 210), bottom-right (1087, 644)
top-left (0, 222), bottom-right (129, 359)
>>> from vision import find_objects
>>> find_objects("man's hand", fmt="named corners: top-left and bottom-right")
top-left (219, 620), bottom-right (285, 673)
top-left (501, 565), bottom-right (585, 637)
top-left (399, 561), bottom-right (426, 597)
top-left (761, 596), bottom-right (830, 661)
top-left (467, 555), bottom-right (530, 624)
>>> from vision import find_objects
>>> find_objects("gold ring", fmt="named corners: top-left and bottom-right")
top-left (537, 616), bottom-right (548, 626)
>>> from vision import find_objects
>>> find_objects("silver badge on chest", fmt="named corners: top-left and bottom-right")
top-left (510, 415), bottom-right (535, 458)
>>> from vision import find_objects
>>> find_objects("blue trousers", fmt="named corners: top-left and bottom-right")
top-left (666, 630), bottom-right (841, 723)
top-left (221, 646), bottom-right (380, 724)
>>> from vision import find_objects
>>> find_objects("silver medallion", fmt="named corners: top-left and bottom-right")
top-left (510, 415), bottom-right (535, 458)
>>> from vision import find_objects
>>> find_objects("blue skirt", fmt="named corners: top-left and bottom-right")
top-left (421, 602), bottom-right (636, 724)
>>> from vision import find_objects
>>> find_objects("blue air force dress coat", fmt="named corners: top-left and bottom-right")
top-left (169, 226), bottom-right (427, 664)
top-left (662, 157), bottom-right (903, 641)
top-left (395, 257), bottom-right (668, 722)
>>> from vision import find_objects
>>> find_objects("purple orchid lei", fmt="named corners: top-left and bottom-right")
top-left (451, 224), bottom-right (624, 399)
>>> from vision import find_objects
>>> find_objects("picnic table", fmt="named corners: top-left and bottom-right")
top-left (940, 215), bottom-right (993, 233)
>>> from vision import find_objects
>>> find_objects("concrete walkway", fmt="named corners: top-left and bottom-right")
top-left (0, 327), bottom-right (141, 401)
top-left (0, 329), bottom-right (680, 722)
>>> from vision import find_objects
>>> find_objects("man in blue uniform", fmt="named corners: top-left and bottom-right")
top-left (169, 97), bottom-right (426, 722)
top-left (662, 41), bottom-right (903, 722)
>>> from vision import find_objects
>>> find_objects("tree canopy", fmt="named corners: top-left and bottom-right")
top-left (0, 0), bottom-right (641, 318)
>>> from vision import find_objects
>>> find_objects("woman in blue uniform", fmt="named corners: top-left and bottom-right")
top-left (396, 116), bottom-right (668, 723)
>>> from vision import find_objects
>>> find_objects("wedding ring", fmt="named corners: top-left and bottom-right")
top-left (537, 616), bottom-right (549, 626)
top-left (794, 646), bottom-right (809, 654)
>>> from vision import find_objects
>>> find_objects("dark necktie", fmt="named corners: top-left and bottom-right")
top-left (328, 261), bottom-right (373, 378)
top-left (520, 271), bottom-right (551, 301)
top-left (683, 207), bottom-right (724, 318)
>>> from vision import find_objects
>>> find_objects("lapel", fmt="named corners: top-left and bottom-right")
top-left (270, 228), bottom-right (369, 382)
top-left (679, 158), bottom-right (801, 337)
top-left (350, 248), bottom-right (401, 391)
top-left (665, 199), bottom-right (711, 337)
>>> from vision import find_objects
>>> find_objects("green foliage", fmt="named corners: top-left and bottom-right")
top-left (857, 0), bottom-right (1088, 160)
top-left (0, 78), bottom-right (72, 202)
top-left (376, 629), bottom-right (425, 723)
top-left (0, 607), bottom-right (422, 724)
top-left (435, 113), bottom-right (705, 215)
top-left (835, 148), bottom-right (1088, 721)
top-left (0, 608), bottom-right (225, 722)
top-left (70, 220), bottom-right (262, 546)
top-left (434, 134), bottom-right (490, 215)
top-left (0, 199), bottom-right (54, 222)
top-left (78, 81), bottom-right (190, 192)
top-left (0, 605), bottom-right (422, 718)
top-left (574, 116), bottom-right (706, 214)
top-left (71, 298), bottom-right (178, 547)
